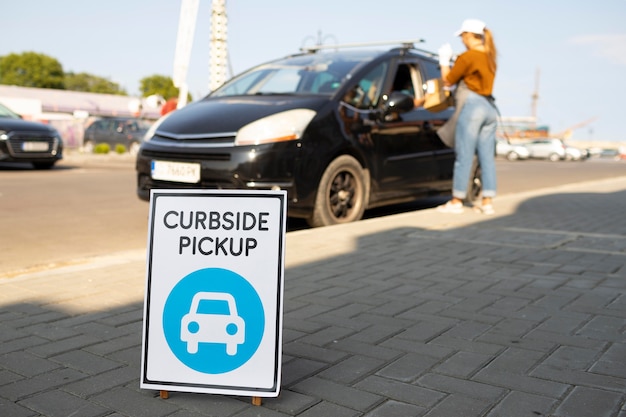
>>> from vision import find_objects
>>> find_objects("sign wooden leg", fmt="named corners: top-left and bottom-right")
top-left (160, 390), bottom-right (169, 399)
top-left (252, 396), bottom-right (262, 406)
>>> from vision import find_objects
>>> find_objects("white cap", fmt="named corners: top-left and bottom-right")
top-left (454, 19), bottom-right (486, 36)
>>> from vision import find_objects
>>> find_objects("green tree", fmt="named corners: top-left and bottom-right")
top-left (140, 74), bottom-right (191, 101)
top-left (0, 51), bottom-right (65, 89)
top-left (64, 72), bottom-right (127, 95)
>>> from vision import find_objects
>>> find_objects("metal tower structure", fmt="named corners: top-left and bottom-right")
top-left (173, 0), bottom-right (230, 107)
top-left (209, 0), bottom-right (229, 92)
top-left (172, 0), bottom-right (200, 108)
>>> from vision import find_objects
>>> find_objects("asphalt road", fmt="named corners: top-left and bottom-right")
top-left (1, 153), bottom-right (624, 277)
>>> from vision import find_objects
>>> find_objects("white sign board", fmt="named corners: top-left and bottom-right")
top-left (140, 189), bottom-right (286, 397)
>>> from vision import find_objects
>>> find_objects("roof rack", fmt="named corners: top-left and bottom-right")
top-left (301, 39), bottom-right (425, 53)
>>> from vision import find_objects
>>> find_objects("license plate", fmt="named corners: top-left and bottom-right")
top-left (22, 141), bottom-right (49, 152)
top-left (151, 160), bottom-right (201, 183)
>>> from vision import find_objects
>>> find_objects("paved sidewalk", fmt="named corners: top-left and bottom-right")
top-left (1, 177), bottom-right (625, 417)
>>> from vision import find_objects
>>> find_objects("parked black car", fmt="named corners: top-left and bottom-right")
top-left (84, 117), bottom-right (151, 155)
top-left (0, 102), bottom-right (63, 169)
top-left (136, 41), bottom-right (480, 227)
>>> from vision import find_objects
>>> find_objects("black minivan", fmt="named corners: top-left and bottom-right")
top-left (136, 41), bottom-right (479, 227)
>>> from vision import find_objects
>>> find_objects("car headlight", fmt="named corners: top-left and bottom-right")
top-left (235, 109), bottom-right (316, 146)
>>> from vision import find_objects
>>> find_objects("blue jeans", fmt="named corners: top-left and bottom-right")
top-left (452, 91), bottom-right (498, 199)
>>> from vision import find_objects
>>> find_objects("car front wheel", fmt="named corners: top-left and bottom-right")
top-left (548, 153), bottom-right (561, 162)
top-left (308, 155), bottom-right (367, 228)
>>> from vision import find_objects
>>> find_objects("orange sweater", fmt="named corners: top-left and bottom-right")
top-left (445, 50), bottom-right (495, 96)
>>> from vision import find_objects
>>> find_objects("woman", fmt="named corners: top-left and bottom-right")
top-left (437, 19), bottom-right (498, 215)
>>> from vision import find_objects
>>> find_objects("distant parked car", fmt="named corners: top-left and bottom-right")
top-left (523, 138), bottom-right (566, 161)
top-left (0, 102), bottom-right (63, 169)
top-left (83, 117), bottom-right (151, 155)
top-left (496, 140), bottom-right (529, 161)
top-left (564, 145), bottom-right (585, 161)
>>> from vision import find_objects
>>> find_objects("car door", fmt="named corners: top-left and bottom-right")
top-left (367, 58), bottom-right (452, 200)
top-left (92, 119), bottom-right (113, 146)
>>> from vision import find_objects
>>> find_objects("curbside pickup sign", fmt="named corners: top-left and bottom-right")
top-left (140, 189), bottom-right (286, 397)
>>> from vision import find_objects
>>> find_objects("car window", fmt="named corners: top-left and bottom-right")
top-left (211, 51), bottom-right (377, 97)
top-left (391, 62), bottom-right (424, 99)
top-left (343, 61), bottom-right (389, 109)
top-left (0, 103), bottom-right (21, 119)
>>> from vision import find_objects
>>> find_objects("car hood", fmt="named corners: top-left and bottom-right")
top-left (0, 117), bottom-right (57, 133)
top-left (155, 95), bottom-right (330, 137)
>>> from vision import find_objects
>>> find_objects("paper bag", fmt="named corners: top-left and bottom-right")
top-left (423, 78), bottom-right (453, 113)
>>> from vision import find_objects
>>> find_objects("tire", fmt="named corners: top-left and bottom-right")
top-left (506, 151), bottom-right (519, 161)
top-left (82, 140), bottom-right (94, 154)
top-left (465, 156), bottom-right (482, 204)
top-left (548, 153), bottom-right (561, 162)
top-left (307, 155), bottom-right (367, 228)
top-left (32, 161), bottom-right (56, 170)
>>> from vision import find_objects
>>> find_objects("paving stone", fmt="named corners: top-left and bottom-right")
top-left (27, 334), bottom-right (101, 358)
top-left (164, 391), bottom-right (249, 416)
top-left (433, 351), bottom-right (493, 378)
top-left (590, 343), bottom-right (626, 379)
top-left (485, 390), bottom-right (556, 417)
top-left (375, 353), bottom-right (440, 382)
top-left (62, 366), bottom-right (138, 397)
top-left (18, 389), bottom-right (108, 417)
top-left (423, 394), bottom-right (490, 417)
top-left (553, 386), bottom-right (623, 417)
top-left (90, 386), bottom-right (179, 417)
top-left (281, 358), bottom-right (329, 387)
top-left (363, 399), bottom-right (426, 417)
top-left (294, 400), bottom-right (359, 417)
top-left (51, 349), bottom-right (123, 375)
top-left (0, 351), bottom-right (61, 377)
top-left (417, 373), bottom-right (505, 401)
top-left (0, 335), bottom-right (49, 356)
top-left (355, 374), bottom-right (444, 408)
top-left (2, 367), bottom-right (87, 401)
top-left (0, 396), bottom-right (37, 417)
top-left (318, 355), bottom-right (386, 385)
top-left (331, 337), bottom-right (402, 361)
top-left (262, 389), bottom-right (319, 416)
top-left (293, 376), bottom-right (382, 412)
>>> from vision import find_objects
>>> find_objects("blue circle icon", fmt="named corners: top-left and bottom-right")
top-left (163, 268), bottom-right (265, 374)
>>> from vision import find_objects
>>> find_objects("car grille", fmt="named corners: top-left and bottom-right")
top-left (153, 132), bottom-right (236, 146)
top-left (141, 149), bottom-right (230, 161)
top-left (6, 131), bottom-right (59, 158)
top-left (143, 133), bottom-right (234, 161)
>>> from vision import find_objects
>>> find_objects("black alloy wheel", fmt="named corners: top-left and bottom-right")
top-left (308, 155), bottom-right (366, 228)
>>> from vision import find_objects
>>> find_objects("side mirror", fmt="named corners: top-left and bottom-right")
top-left (382, 92), bottom-right (415, 115)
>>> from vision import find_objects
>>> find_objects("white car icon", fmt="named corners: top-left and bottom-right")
top-left (180, 292), bottom-right (245, 355)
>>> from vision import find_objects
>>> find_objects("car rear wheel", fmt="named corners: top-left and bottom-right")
top-left (506, 151), bottom-right (519, 161)
top-left (548, 153), bottom-right (561, 162)
top-left (308, 155), bottom-right (367, 228)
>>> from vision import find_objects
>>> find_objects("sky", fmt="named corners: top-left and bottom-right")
top-left (2, 0), bottom-right (626, 142)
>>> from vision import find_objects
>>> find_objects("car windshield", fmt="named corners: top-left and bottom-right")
top-left (210, 50), bottom-right (380, 97)
top-left (0, 103), bottom-right (21, 119)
